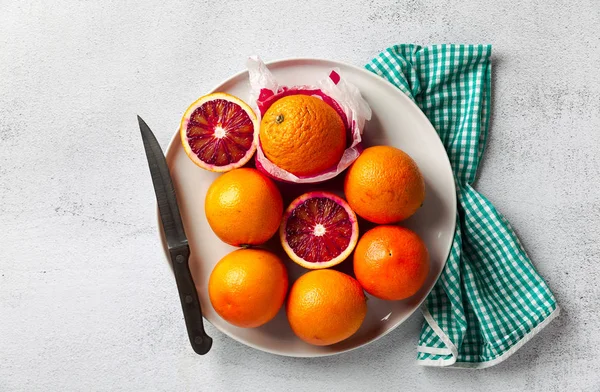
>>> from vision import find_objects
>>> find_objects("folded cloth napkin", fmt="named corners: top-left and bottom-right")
top-left (366, 44), bottom-right (560, 368)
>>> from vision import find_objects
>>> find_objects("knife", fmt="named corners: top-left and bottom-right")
top-left (138, 115), bottom-right (212, 355)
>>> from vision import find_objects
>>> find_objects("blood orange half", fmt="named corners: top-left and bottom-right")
top-left (280, 191), bottom-right (359, 270)
top-left (180, 92), bottom-right (259, 172)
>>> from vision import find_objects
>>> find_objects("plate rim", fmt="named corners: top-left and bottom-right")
top-left (158, 57), bottom-right (457, 357)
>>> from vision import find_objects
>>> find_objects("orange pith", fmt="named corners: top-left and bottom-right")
top-left (279, 191), bottom-right (359, 270)
top-left (181, 92), bottom-right (258, 172)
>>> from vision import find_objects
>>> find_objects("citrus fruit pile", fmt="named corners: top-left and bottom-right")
top-left (180, 91), bottom-right (430, 346)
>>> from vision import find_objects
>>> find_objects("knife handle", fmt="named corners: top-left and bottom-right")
top-left (170, 246), bottom-right (212, 355)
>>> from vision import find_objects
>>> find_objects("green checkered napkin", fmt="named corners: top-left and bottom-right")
top-left (366, 44), bottom-right (559, 368)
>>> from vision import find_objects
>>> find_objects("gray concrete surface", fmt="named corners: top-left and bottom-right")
top-left (1, 0), bottom-right (599, 391)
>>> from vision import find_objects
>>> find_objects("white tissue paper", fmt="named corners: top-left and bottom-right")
top-left (247, 56), bottom-right (372, 183)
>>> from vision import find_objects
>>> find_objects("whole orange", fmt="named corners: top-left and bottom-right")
top-left (286, 269), bottom-right (367, 346)
top-left (260, 95), bottom-right (346, 177)
top-left (344, 146), bottom-right (425, 224)
top-left (208, 248), bottom-right (288, 328)
top-left (205, 168), bottom-right (283, 246)
top-left (353, 225), bottom-right (429, 301)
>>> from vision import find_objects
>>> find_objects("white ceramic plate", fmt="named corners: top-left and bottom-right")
top-left (162, 58), bottom-right (456, 357)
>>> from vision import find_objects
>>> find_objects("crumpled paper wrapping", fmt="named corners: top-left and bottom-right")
top-left (247, 56), bottom-right (372, 183)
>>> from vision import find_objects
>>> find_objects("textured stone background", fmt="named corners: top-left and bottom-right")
top-left (1, 0), bottom-right (599, 391)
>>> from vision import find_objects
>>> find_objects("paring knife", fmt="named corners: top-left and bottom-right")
top-left (138, 115), bottom-right (212, 355)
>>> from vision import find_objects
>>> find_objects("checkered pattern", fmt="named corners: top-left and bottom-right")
top-left (366, 45), bottom-right (559, 368)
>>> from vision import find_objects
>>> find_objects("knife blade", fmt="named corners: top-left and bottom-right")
top-left (138, 115), bottom-right (212, 355)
